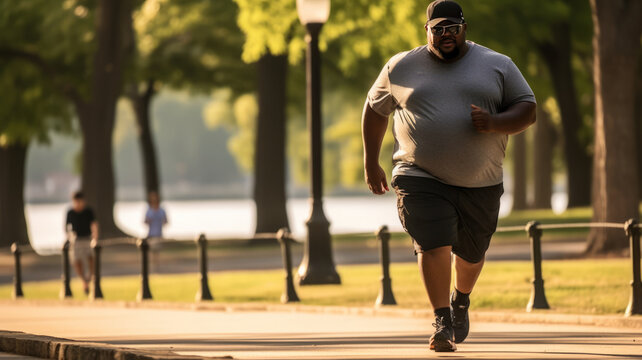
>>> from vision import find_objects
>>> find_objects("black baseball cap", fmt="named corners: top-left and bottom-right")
top-left (426, 0), bottom-right (465, 27)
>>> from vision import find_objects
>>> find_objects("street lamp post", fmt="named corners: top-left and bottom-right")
top-left (296, 0), bottom-right (340, 285)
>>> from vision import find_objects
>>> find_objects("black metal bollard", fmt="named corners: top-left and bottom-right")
top-left (195, 234), bottom-right (213, 301)
top-left (375, 225), bottom-right (397, 306)
top-left (277, 228), bottom-right (300, 303)
top-left (60, 239), bottom-right (73, 299)
top-left (625, 219), bottom-right (641, 316)
top-left (11, 243), bottom-right (24, 299)
top-left (90, 240), bottom-right (103, 300)
top-left (137, 238), bottom-right (153, 301)
top-left (526, 221), bottom-right (549, 311)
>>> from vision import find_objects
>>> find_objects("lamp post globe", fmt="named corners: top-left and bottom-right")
top-left (296, 0), bottom-right (330, 25)
top-left (296, 0), bottom-right (340, 285)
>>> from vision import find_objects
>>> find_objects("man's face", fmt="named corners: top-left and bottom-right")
top-left (148, 192), bottom-right (159, 207)
top-left (426, 20), bottom-right (467, 60)
top-left (72, 198), bottom-right (85, 212)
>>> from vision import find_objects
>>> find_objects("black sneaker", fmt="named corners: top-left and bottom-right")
top-left (429, 315), bottom-right (456, 352)
top-left (451, 291), bottom-right (470, 344)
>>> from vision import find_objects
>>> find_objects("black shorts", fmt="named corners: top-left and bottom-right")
top-left (391, 175), bottom-right (503, 263)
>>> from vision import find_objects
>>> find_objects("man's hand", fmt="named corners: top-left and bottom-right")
top-left (365, 162), bottom-right (389, 195)
top-left (471, 104), bottom-right (495, 133)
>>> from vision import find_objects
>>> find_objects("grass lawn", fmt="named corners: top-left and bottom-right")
top-left (1, 258), bottom-right (632, 315)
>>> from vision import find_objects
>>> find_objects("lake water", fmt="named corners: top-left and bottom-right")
top-left (25, 193), bottom-right (567, 254)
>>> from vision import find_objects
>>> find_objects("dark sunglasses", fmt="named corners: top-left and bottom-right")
top-left (428, 23), bottom-right (463, 36)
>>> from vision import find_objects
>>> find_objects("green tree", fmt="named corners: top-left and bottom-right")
top-left (0, 59), bottom-right (71, 248)
top-left (231, 0), bottom-right (301, 234)
top-left (0, 0), bottom-right (135, 238)
top-left (129, 0), bottom-right (251, 200)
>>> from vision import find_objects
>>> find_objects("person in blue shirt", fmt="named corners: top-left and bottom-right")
top-left (144, 191), bottom-right (168, 271)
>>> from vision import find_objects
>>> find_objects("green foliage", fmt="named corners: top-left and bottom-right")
top-left (235, 0), bottom-right (299, 63)
top-left (0, 60), bottom-right (71, 146)
top-left (145, 92), bottom-right (244, 186)
top-left (229, 94), bottom-right (258, 172)
top-left (0, 0), bottom-right (95, 96)
top-left (202, 90), bottom-right (257, 174)
top-left (0, 0), bottom-right (88, 146)
top-left (132, 0), bottom-right (253, 95)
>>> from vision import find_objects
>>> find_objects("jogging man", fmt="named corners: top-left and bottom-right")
top-left (361, 0), bottom-right (536, 352)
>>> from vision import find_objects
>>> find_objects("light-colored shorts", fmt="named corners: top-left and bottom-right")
top-left (70, 237), bottom-right (93, 262)
top-left (147, 237), bottom-right (163, 251)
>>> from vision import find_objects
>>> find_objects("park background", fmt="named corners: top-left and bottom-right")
top-left (0, 0), bottom-right (640, 261)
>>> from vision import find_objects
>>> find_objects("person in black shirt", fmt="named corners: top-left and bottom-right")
top-left (65, 191), bottom-right (99, 294)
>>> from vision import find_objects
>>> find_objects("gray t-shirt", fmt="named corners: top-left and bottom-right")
top-left (368, 41), bottom-right (535, 188)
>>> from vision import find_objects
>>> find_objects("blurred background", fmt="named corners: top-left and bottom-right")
top-left (0, 0), bottom-right (640, 256)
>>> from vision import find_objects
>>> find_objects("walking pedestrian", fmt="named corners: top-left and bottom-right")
top-left (144, 191), bottom-right (167, 272)
top-left (65, 191), bottom-right (99, 295)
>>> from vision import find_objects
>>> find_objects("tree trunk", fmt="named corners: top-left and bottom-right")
top-left (129, 80), bottom-right (161, 200)
top-left (253, 53), bottom-right (289, 234)
top-left (537, 23), bottom-right (592, 208)
top-left (0, 142), bottom-right (30, 248)
top-left (512, 131), bottom-right (527, 211)
top-left (587, 0), bottom-right (642, 254)
top-left (76, 0), bottom-right (133, 239)
top-left (532, 106), bottom-right (555, 209)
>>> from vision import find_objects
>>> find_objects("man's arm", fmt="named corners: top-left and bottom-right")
top-left (65, 211), bottom-right (71, 233)
top-left (91, 221), bottom-right (99, 240)
top-left (471, 101), bottom-right (536, 135)
top-left (362, 99), bottom-right (390, 195)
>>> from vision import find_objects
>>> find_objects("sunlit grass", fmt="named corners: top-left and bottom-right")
top-left (0, 259), bottom-right (631, 315)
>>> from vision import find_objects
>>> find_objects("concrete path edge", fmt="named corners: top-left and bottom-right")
top-left (0, 330), bottom-right (233, 360)
top-left (2, 298), bottom-right (641, 329)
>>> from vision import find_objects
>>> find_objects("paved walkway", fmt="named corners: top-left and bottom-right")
top-left (0, 304), bottom-right (640, 359)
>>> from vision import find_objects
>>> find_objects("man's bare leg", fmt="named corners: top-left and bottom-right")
top-left (454, 255), bottom-right (484, 294)
top-left (73, 260), bottom-right (89, 292)
top-left (417, 246), bottom-right (452, 309)
top-left (88, 255), bottom-right (95, 279)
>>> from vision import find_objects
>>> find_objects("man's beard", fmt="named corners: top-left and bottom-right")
top-left (438, 44), bottom-right (460, 59)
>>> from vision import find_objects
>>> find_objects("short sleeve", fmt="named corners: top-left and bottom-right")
top-left (161, 209), bottom-right (167, 222)
top-left (65, 210), bottom-right (71, 225)
top-left (501, 58), bottom-right (536, 109)
top-left (367, 61), bottom-right (398, 117)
